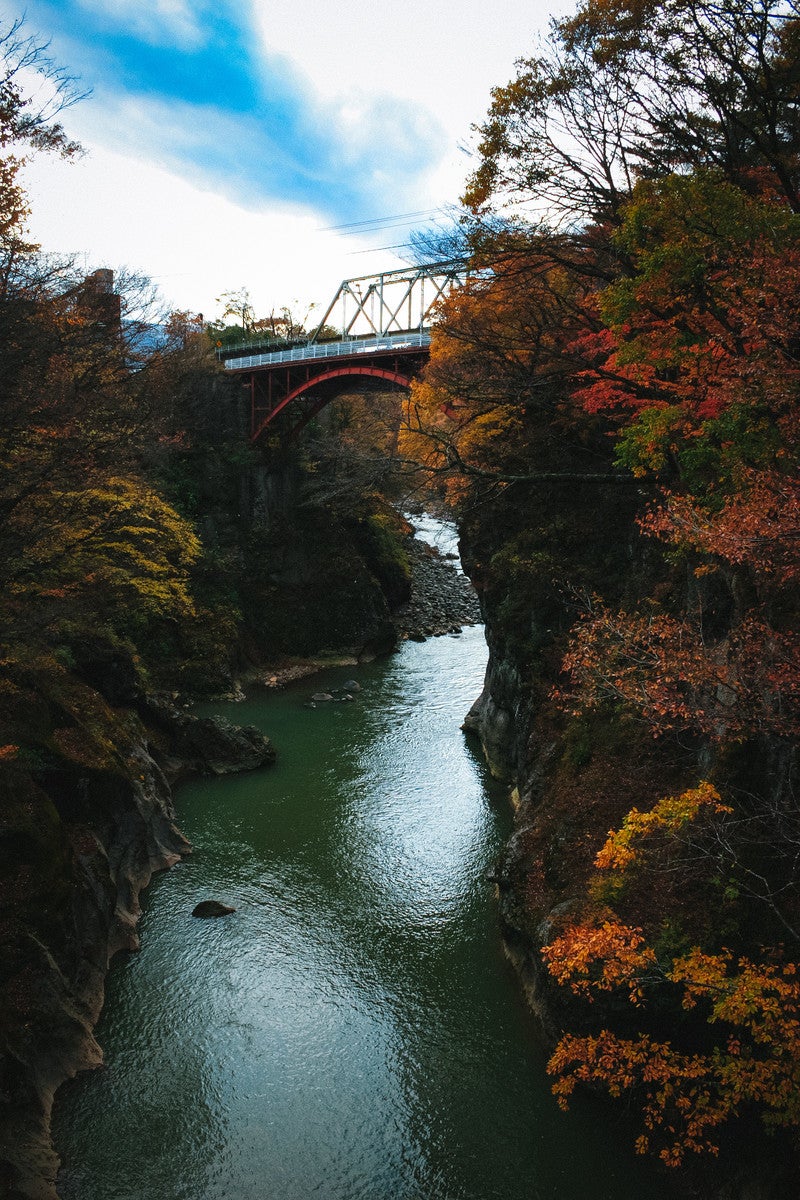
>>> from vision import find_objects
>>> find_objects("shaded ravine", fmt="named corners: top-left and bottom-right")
top-left (52, 623), bottom-right (682, 1200)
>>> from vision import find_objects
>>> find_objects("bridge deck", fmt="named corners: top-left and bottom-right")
top-left (223, 330), bottom-right (431, 372)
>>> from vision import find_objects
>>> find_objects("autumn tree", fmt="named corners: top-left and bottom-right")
top-left (401, 0), bottom-right (800, 1177)
top-left (552, 169), bottom-right (800, 742)
top-left (0, 21), bottom-right (239, 686)
top-left (398, 246), bottom-right (636, 506)
top-left (438, 0), bottom-right (800, 745)
top-left (0, 16), bottom-right (83, 251)
top-left (541, 784), bottom-right (800, 1165)
top-left (213, 286), bottom-right (255, 337)
top-left (210, 292), bottom-right (313, 347)
top-left (466, 0), bottom-right (800, 224)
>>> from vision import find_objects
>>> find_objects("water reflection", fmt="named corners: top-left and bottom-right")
top-left (54, 625), bottom-right (681, 1200)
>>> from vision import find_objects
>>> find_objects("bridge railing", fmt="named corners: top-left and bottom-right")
top-left (223, 331), bottom-right (431, 372)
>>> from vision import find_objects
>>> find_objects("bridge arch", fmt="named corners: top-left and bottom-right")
top-left (251, 364), bottom-right (413, 442)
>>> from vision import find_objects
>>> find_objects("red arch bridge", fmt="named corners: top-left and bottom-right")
top-left (219, 261), bottom-right (468, 441)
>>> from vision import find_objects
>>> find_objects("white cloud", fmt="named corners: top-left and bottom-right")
top-left (21, 143), bottom-right (411, 321)
top-left (18, 0), bottom-right (568, 321)
top-left (252, 0), bottom-right (558, 141)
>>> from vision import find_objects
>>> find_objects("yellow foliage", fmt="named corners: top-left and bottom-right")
top-left (546, 950), bottom-right (800, 1164)
top-left (8, 474), bottom-right (200, 621)
top-left (542, 919), bottom-right (657, 1003)
top-left (594, 782), bottom-right (732, 871)
top-left (543, 786), bottom-right (800, 1163)
top-left (398, 259), bottom-right (582, 503)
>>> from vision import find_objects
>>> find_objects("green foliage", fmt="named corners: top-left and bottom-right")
top-left (613, 405), bottom-right (685, 477)
top-left (674, 404), bottom-right (783, 499)
top-left (348, 509), bottom-right (412, 608)
top-left (617, 399), bottom-right (781, 495)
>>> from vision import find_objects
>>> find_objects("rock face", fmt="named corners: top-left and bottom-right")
top-left (141, 697), bottom-right (276, 780)
top-left (456, 482), bottom-right (800, 1198)
top-left (0, 750), bottom-right (190, 1200)
top-left (462, 687), bottom-right (514, 777)
top-left (0, 685), bottom-right (276, 1200)
top-left (238, 501), bottom-right (398, 662)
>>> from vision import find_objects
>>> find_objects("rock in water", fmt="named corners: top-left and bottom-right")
top-left (192, 900), bottom-right (236, 919)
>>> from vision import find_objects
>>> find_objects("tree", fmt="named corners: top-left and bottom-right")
top-left (549, 169), bottom-right (800, 741)
top-left (398, 251), bottom-right (630, 505)
top-left (0, 26), bottom-right (223, 664)
top-left (465, 0), bottom-right (800, 225)
top-left (542, 784), bottom-right (800, 1165)
top-left (409, 0), bottom-right (800, 1175)
top-left (214, 286), bottom-right (256, 337)
top-left (0, 16), bottom-right (84, 256)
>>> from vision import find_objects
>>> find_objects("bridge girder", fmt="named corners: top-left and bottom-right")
top-left (250, 363), bottom-right (414, 442)
top-left (234, 344), bottom-right (428, 442)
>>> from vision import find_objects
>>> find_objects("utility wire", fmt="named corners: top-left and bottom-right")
top-left (317, 207), bottom-right (444, 233)
top-left (334, 216), bottom-right (444, 237)
top-left (347, 241), bottom-right (415, 255)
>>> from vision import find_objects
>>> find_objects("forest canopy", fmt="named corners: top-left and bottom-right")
top-left (400, 0), bottom-right (800, 1168)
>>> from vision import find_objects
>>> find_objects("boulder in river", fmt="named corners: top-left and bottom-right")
top-left (192, 900), bottom-right (236, 919)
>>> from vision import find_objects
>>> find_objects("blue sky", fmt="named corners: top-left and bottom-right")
top-left (14, 0), bottom-right (559, 317)
top-left (22, 0), bottom-right (447, 221)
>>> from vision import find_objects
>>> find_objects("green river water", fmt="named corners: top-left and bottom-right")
top-left (52, 588), bottom-right (682, 1199)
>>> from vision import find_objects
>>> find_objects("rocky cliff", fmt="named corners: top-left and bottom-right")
top-left (456, 481), bottom-right (800, 1197)
top-left (0, 656), bottom-right (274, 1200)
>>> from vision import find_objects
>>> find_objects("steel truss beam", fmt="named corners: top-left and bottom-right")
top-left (309, 260), bottom-right (470, 341)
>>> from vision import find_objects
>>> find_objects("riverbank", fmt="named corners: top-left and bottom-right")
top-left (393, 528), bottom-right (481, 639)
top-left (0, 688), bottom-right (275, 1200)
top-left (235, 521), bottom-right (481, 692)
top-left (0, 520), bottom-right (481, 1200)
top-left (456, 485), bottom-right (800, 1200)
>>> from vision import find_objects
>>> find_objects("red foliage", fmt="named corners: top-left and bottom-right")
top-left (643, 473), bottom-right (800, 589)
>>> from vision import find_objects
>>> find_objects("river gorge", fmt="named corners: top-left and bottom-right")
top-left (51, 526), bottom-right (681, 1200)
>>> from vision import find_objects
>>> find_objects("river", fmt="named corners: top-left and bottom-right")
top-left (53, 539), bottom-right (681, 1199)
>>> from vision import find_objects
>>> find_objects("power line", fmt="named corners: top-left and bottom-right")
top-left (335, 216), bottom-right (446, 238)
top-left (317, 207), bottom-right (444, 234)
top-left (347, 241), bottom-right (415, 255)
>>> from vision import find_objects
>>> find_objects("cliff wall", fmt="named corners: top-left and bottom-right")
top-left (0, 645), bottom-right (278, 1200)
top-left (457, 479), bottom-right (800, 1196)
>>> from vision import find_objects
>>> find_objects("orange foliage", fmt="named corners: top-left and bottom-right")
top-left (642, 472), bottom-right (800, 589)
top-left (548, 1031), bottom-right (727, 1165)
top-left (546, 952), bottom-right (800, 1165)
top-left (543, 788), bottom-right (800, 1164)
top-left (572, 175), bottom-right (800, 431)
top-left (555, 605), bottom-right (800, 739)
top-left (542, 920), bottom-right (656, 1003)
top-left (398, 256), bottom-right (586, 503)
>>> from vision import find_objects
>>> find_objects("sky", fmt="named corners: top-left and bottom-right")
top-left (12, 0), bottom-right (562, 325)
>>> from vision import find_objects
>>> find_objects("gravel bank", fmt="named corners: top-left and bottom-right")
top-left (393, 533), bottom-right (482, 639)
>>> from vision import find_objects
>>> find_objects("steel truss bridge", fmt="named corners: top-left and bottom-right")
top-left (220, 261), bottom-right (469, 441)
